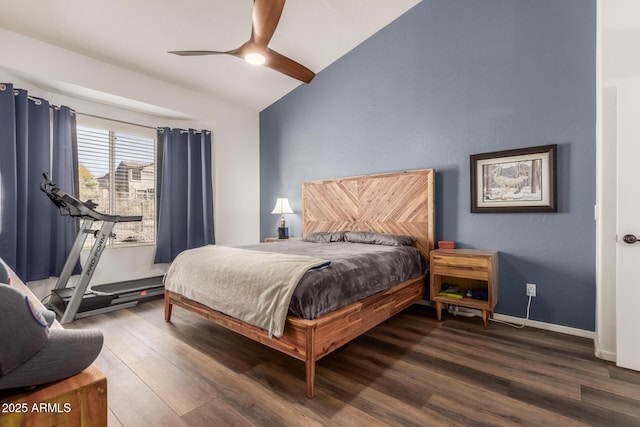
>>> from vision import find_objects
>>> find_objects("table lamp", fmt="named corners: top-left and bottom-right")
top-left (271, 198), bottom-right (293, 239)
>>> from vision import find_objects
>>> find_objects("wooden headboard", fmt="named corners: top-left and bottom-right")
top-left (302, 169), bottom-right (435, 260)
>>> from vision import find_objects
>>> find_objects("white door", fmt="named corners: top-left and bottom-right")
top-left (616, 79), bottom-right (640, 371)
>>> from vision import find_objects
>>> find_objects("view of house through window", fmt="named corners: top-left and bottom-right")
top-left (76, 124), bottom-right (156, 247)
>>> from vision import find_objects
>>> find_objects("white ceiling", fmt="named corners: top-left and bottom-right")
top-left (0, 0), bottom-right (421, 111)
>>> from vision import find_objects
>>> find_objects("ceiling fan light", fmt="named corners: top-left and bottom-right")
top-left (245, 52), bottom-right (266, 66)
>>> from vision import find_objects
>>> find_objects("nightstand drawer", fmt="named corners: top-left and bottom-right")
top-left (432, 254), bottom-right (490, 280)
top-left (431, 264), bottom-right (488, 281)
top-left (431, 253), bottom-right (489, 270)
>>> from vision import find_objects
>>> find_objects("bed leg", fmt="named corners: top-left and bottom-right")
top-left (306, 359), bottom-right (316, 398)
top-left (164, 290), bottom-right (173, 322)
top-left (305, 326), bottom-right (316, 398)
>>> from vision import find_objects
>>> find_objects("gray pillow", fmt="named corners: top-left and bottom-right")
top-left (302, 231), bottom-right (346, 243)
top-left (344, 231), bottom-right (416, 246)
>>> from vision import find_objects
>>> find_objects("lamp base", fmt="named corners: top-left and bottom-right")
top-left (277, 227), bottom-right (289, 239)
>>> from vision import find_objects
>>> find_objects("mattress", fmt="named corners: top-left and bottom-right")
top-left (239, 239), bottom-right (428, 320)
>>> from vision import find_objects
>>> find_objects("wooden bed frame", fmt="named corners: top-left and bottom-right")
top-left (164, 168), bottom-right (435, 397)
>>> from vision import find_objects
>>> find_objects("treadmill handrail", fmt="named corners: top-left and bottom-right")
top-left (40, 174), bottom-right (142, 223)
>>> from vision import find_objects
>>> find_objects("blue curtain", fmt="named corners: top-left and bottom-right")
top-left (0, 84), bottom-right (20, 273)
top-left (154, 128), bottom-right (214, 263)
top-left (0, 84), bottom-right (78, 281)
top-left (50, 106), bottom-right (80, 276)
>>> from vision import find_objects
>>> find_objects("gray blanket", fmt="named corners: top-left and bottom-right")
top-left (240, 240), bottom-right (428, 320)
top-left (164, 245), bottom-right (329, 338)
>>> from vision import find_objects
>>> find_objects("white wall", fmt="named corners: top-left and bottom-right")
top-left (0, 28), bottom-right (261, 291)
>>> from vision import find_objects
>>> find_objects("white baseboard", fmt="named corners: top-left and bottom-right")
top-left (594, 336), bottom-right (617, 362)
top-left (493, 313), bottom-right (595, 339)
top-left (415, 300), bottom-right (595, 339)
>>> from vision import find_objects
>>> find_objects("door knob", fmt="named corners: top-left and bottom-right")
top-left (623, 234), bottom-right (639, 244)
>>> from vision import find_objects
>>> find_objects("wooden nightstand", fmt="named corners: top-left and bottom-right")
top-left (264, 237), bottom-right (300, 243)
top-left (430, 249), bottom-right (498, 328)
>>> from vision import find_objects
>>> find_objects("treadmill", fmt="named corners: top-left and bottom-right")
top-left (41, 173), bottom-right (164, 324)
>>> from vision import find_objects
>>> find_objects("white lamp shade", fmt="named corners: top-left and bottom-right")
top-left (271, 198), bottom-right (294, 215)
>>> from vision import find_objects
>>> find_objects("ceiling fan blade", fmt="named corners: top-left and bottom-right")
top-left (251, 0), bottom-right (285, 47)
top-left (264, 48), bottom-right (315, 84)
top-left (168, 1), bottom-right (315, 84)
top-left (168, 50), bottom-right (226, 56)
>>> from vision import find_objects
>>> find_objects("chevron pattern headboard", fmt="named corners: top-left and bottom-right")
top-left (302, 169), bottom-right (435, 260)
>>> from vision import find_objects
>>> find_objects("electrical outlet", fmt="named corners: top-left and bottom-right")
top-left (526, 283), bottom-right (537, 297)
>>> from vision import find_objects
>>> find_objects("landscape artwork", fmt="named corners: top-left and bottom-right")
top-left (482, 159), bottom-right (542, 203)
top-left (470, 145), bottom-right (557, 213)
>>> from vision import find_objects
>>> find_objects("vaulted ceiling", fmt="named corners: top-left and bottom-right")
top-left (0, 0), bottom-right (421, 111)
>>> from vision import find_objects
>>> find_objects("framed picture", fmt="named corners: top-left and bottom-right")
top-left (470, 144), bottom-right (557, 213)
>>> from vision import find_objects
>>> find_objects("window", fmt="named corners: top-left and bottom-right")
top-left (76, 121), bottom-right (156, 247)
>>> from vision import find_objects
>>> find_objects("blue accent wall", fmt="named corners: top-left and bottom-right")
top-left (260, 0), bottom-right (596, 330)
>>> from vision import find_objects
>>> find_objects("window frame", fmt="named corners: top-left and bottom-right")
top-left (75, 116), bottom-right (157, 248)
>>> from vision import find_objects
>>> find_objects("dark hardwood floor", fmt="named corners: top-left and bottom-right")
top-left (66, 299), bottom-right (640, 426)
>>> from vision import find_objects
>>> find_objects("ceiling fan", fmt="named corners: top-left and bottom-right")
top-left (168, 0), bottom-right (316, 84)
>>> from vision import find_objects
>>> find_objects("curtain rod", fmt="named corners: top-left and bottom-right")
top-left (76, 113), bottom-right (210, 135)
top-left (76, 112), bottom-right (157, 131)
top-left (2, 85), bottom-right (208, 135)
top-left (4, 86), bottom-right (47, 107)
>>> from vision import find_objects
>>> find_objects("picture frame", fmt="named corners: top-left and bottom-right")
top-left (470, 144), bottom-right (557, 213)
